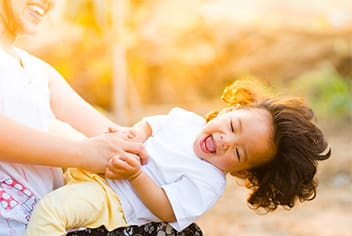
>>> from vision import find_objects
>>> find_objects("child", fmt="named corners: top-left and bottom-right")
top-left (25, 80), bottom-right (331, 235)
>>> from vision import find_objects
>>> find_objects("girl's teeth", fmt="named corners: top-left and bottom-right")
top-left (29, 5), bottom-right (45, 16)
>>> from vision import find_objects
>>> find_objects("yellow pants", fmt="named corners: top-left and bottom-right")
top-left (25, 120), bottom-right (127, 235)
top-left (25, 168), bottom-right (127, 236)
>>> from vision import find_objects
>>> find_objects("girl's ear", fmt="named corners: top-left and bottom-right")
top-left (230, 170), bottom-right (249, 179)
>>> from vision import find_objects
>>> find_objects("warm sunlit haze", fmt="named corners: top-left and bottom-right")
top-left (17, 1), bottom-right (351, 235)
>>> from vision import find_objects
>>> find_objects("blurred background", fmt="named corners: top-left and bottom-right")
top-left (18, 0), bottom-right (351, 235)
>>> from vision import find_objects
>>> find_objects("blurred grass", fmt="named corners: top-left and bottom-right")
top-left (287, 65), bottom-right (352, 121)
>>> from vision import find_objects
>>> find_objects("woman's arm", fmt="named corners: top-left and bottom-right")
top-left (0, 113), bottom-right (148, 173)
top-left (0, 114), bottom-right (81, 167)
top-left (45, 60), bottom-right (119, 137)
top-left (43, 59), bottom-right (149, 169)
top-left (0, 59), bottom-right (148, 172)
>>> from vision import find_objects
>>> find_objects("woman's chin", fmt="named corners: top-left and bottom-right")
top-left (21, 27), bottom-right (39, 36)
top-left (18, 21), bottom-right (41, 36)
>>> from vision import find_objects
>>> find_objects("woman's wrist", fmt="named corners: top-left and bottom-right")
top-left (58, 138), bottom-right (88, 170)
top-left (74, 139), bottom-right (104, 173)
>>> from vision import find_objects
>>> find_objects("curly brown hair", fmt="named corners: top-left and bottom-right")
top-left (206, 80), bottom-right (331, 212)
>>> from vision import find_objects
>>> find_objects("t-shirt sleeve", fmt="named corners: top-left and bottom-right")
top-left (161, 174), bottom-right (225, 231)
top-left (142, 114), bottom-right (168, 136)
top-left (142, 107), bottom-right (188, 136)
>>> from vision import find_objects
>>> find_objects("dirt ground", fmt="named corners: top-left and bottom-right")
top-left (196, 122), bottom-right (352, 236)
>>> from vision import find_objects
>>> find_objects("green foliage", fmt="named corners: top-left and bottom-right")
top-left (289, 66), bottom-right (352, 120)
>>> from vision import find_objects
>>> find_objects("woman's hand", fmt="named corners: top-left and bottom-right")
top-left (106, 126), bottom-right (145, 142)
top-left (105, 126), bottom-right (149, 165)
top-left (78, 132), bottom-right (147, 174)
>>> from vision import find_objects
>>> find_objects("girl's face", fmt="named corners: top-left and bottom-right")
top-left (1, 0), bottom-right (56, 35)
top-left (193, 107), bottom-right (276, 175)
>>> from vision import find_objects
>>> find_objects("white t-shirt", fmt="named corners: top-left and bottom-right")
top-left (0, 48), bottom-right (64, 234)
top-left (108, 108), bottom-right (226, 231)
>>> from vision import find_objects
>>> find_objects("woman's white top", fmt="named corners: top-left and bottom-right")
top-left (0, 48), bottom-right (64, 228)
top-left (108, 108), bottom-right (226, 232)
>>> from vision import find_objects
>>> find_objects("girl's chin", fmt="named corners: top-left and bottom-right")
top-left (193, 140), bottom-right (205, 159)
top-left (194, 147), bottom-right (204, 160)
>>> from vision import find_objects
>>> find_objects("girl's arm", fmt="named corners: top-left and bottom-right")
top-left (106, 120), bottom-right (176, 222)
top-left (130, 170), bottom-right (176, 222)
top-left (106, 120), bottom-right (175, 222)
top-left (107, 155), bottom-right (176, 222)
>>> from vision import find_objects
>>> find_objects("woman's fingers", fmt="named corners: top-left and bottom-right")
top-left (121, 139), bottom-right (149, 164)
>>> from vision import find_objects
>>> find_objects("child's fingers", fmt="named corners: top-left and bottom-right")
top-left (119, 154), bottom-right (140, 168)
top-left (108, 154), bottom-right (138, 173)
top-left (111, 156), bottom-right (131, 170)
top-left (105, 168), bottom-right (124, 179)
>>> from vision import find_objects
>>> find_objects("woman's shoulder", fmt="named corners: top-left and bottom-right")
top-left (16, 47), bottom-right (60, 81)
top-left (16, 48), bottom-right (48, 66)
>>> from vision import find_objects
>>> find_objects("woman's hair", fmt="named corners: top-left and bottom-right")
top-left (206, 80), bottom-right (331, 212)
top-left (0, 0), bottom-right (17, 36)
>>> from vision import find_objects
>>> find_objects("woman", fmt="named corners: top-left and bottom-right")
top-left (0, 0), bottom-right (202, 234)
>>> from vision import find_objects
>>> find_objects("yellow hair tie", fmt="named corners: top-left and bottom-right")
top-left (222, 82), bottom-right (256, 106)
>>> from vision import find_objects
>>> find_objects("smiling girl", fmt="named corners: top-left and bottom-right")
top-left (26, 80), bottom-right (331, 235)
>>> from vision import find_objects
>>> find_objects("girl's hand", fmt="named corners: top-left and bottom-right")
top-left (105, 154), bottom-right (142, 181)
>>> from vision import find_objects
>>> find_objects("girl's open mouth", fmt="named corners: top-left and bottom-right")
top-left (200, 135), bottom-right (216, 154)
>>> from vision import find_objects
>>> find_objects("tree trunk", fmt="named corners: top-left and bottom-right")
top-left (112, 0), bottom-right (128, 125)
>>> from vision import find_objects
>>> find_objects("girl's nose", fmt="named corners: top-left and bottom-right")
top-left (220, 133), bottom-right (235, 150)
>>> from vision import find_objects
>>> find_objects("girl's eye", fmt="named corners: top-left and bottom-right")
top-left (235, 147), bottom-right (241, 162)
top-left (229, 117), bottom-right (235, 133)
